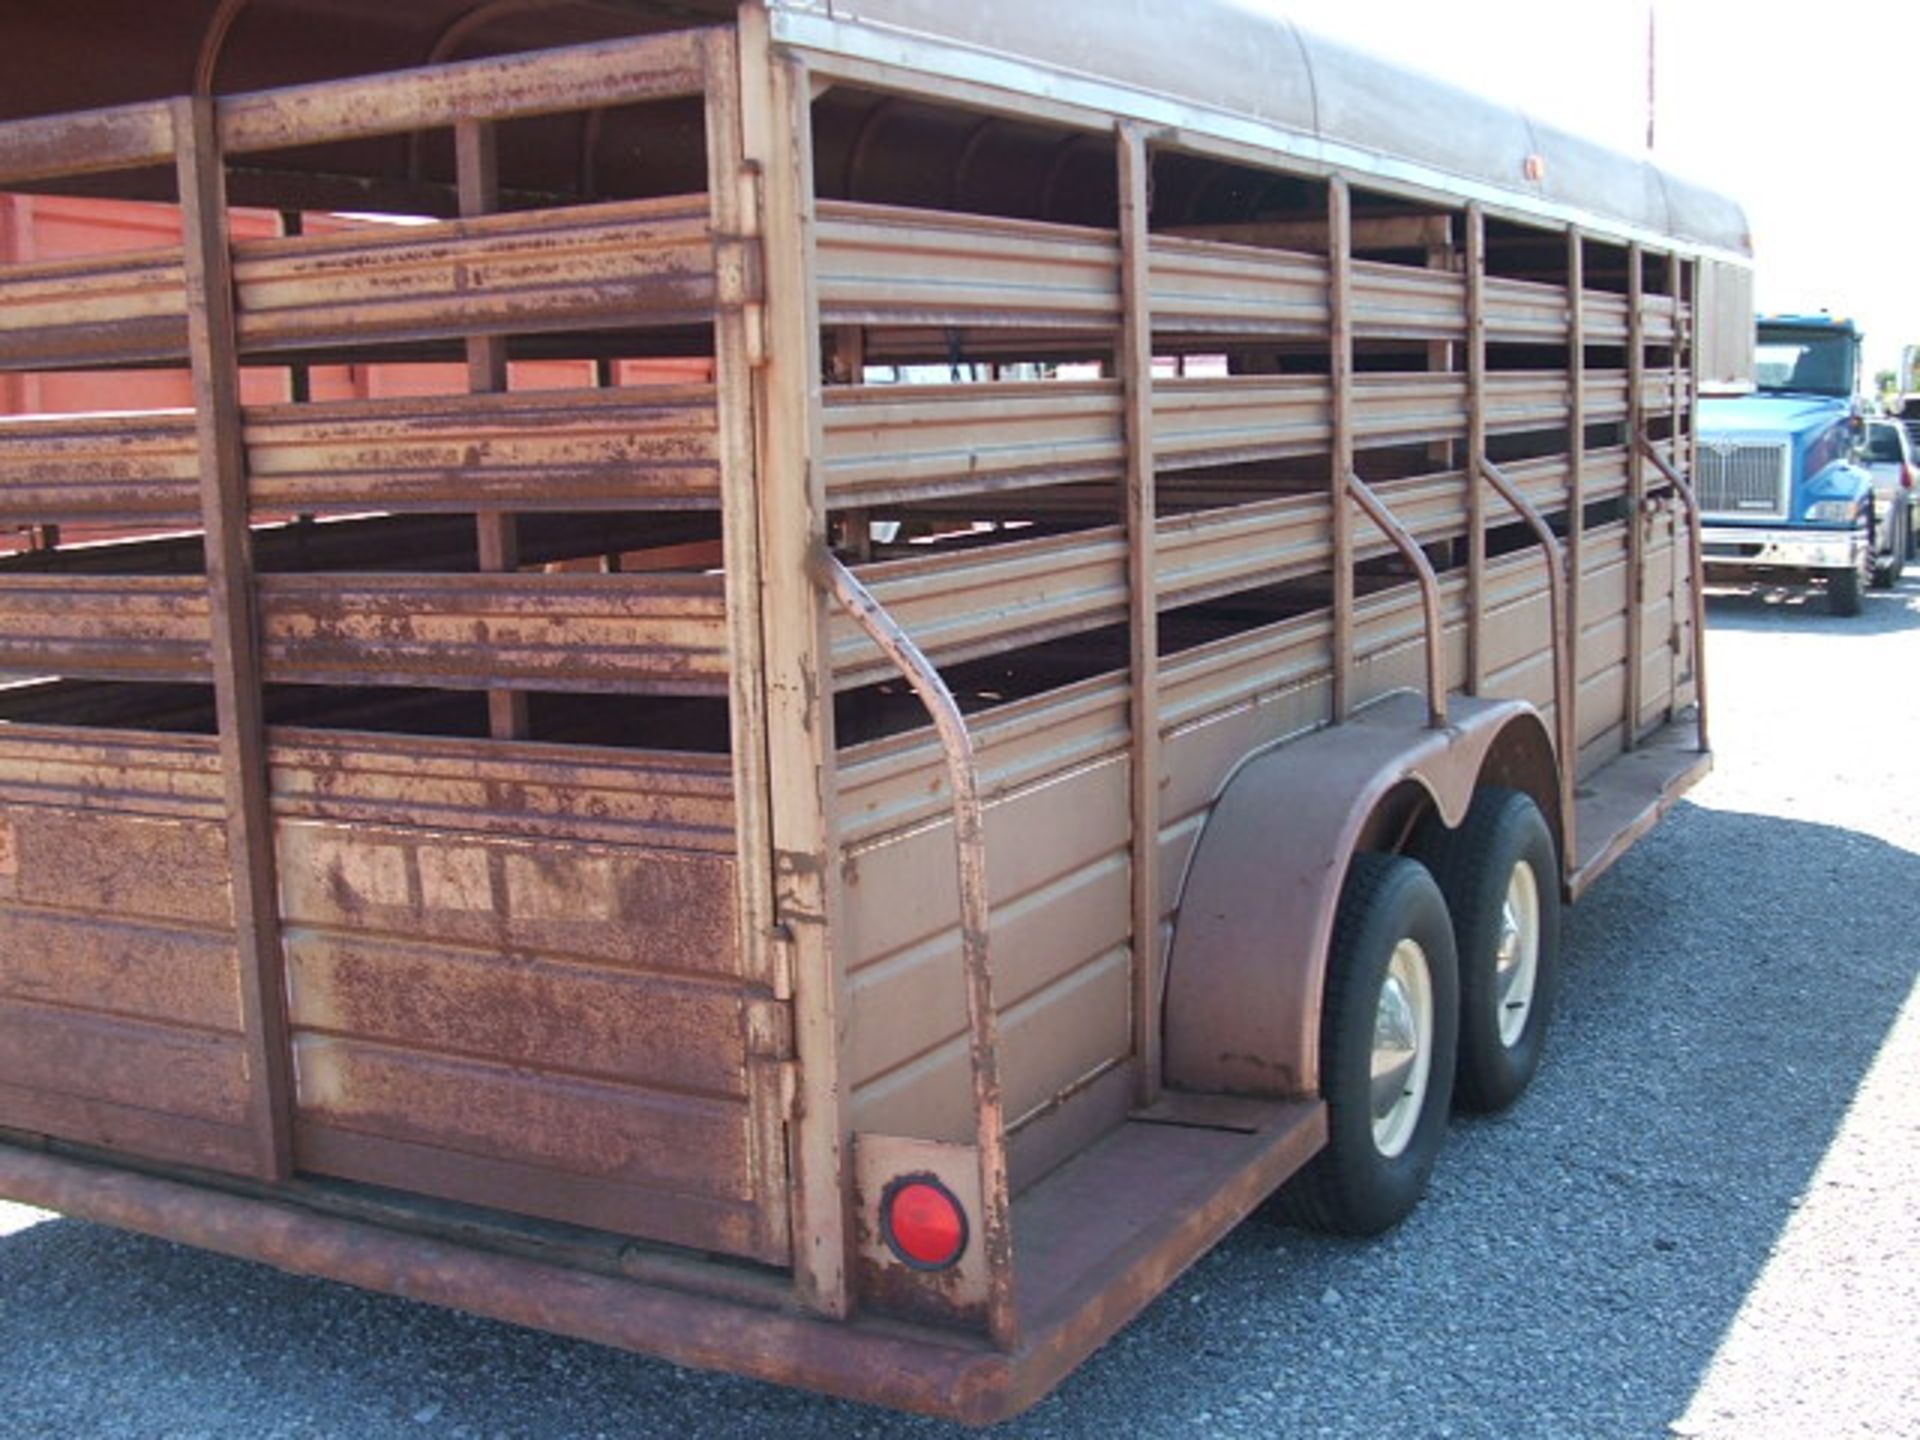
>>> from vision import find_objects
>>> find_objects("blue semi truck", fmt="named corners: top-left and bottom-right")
top-left (1698, 314), bottom-right (1875, 615)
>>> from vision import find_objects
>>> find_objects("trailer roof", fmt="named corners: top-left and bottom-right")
top-left (0, 0), bottom-right (1749, 257)
top-left (768, 0), bottom-right (1750, 260)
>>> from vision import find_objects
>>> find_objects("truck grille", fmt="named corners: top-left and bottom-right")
top-left (1697, 439), bottom-right (1790, 520)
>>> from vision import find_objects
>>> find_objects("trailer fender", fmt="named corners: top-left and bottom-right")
top-left (1161, 691), bottom-right (1559, 1099)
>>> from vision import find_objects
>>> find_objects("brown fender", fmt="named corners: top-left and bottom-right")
top-left (1161, 690), bottom-right (1561, 1099)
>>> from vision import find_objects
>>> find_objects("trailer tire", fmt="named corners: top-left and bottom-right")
top-left (1274, 853), bottom-right (1457, 1236)
top-left (1412, 787), bottom-right (1561, 1113)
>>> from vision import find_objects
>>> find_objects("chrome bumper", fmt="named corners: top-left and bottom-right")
top-left (1701, 525), bottom-right (1865, 573)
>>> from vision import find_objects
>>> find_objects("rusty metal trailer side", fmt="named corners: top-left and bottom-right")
top-left (0, 0), bottom-right (1741, 1423)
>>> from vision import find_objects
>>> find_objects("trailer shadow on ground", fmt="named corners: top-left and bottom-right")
top-left (0, 802), bottom-right (1914, 1440)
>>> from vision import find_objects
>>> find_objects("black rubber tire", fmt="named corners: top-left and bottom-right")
top-left (1411, 787), bottom-right (1562, 1113)
top-left (1273, 853), bottom-right (1458, 1236)
top-left (1829, 561), bottom-right (1864, 616)
top-left (1871, 509), bottom-right (1901, 588)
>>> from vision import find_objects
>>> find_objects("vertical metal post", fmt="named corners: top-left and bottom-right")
top-left (174, 95), bottom-right (294, 1184)
top-left (456, 119), bottom-right (529, 740)
top-left (1566, 228), bottom-right (1586, 778)
top-left (1465, 203), bottom-right (1487, 695)
top-left (1329, 176), bottom-right (1355, 720)
top-left (704, 25), bottom-right (787, 1267)
top-left (1626, 242), bottom-right (1646, 749)
top-left (736, 6), bottom-right (850, 1321)
top-left (1667, 249), bottom-right (1686, 711)
top-left (1117, 123), bottom-right (1161, 1108)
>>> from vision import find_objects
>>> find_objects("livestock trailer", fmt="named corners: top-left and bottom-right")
top-left (0, 0), bottom-right (1750, 1423)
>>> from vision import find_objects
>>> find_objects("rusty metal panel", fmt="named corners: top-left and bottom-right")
top-left (232, 197), bottom-right (723, 353)
top-left (272, 730), bottom-right (787, 1262)
top-left (247, 386), bottom-right (721, 516)
top-left (1352, 259), bottom-right (1464, 341)
top-left (1149, 235), bottom-right (1326, 336)
top-left (822, 382), bottom-right (1122, 507)
top-left (0, 246), bottom-right (187, 370)
top-left (269, 731), bottom-right (737, 851)
top-left (277, 821), bottom-right (740, 979)
top-left (0, 727), bottom-right (254, 1174)
top-left (0, 576), bottom-right (210, 681)
top-left (0, 911), bottom-right (240, 1031)
top-left (0, 410), bottom-right (199, 526)
top-left (816, 202), bottom-right (1119, 329)
top-left (285, 933), bottom-right (755, 1098)
top-left (256, 572), bottom-right (729, 694)
top-left (0, 1003), bottom-right (248, 1126)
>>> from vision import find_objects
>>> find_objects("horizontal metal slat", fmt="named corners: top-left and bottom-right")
top-left (832, 528), bottom-right (1128, 690)
top-left (0, 575), bottom-right (209, 681)
top-left (0, 248), bottom-right (188, 370)
top-left (0, 409), bottom-right (198, 525)
top-left (816, 202), bottom-right (1119, 329)
top-left (0, 30), bottom-right (714, 184)
top-left (268, 731), bottom-right (735, 851)
top-left (0, 727), bottom-right (224, 819)
top-left (257, 572), bottom-right (729, 694)
top-left (1486, 275), bottom-right (1566, 341)
top-left (1156, 376), bottom-right (1329, 467)
top-left (1149, 235), bottom-right (1327, 336)
top-left (1353, 260), bottom-right (1463, 341)
top-left (822, 381), bottom-right (1121, 506)
top-left (246, 385), bottom-right (721, 515)
top-left (233, 196), bottom-right (723, 352)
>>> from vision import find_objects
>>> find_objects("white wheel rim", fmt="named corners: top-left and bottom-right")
top-left (1369, 938), bottom-right (1434, 1159)
top-left (1495, 860), bottom-right (1541, 1048)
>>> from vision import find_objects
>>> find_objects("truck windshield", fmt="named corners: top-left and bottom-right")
top-left (1755, 329), bottom-right (1855, 398)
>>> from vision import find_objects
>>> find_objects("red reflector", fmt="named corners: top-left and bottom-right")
top-left (881, 1176), bottom-right (968, 1270)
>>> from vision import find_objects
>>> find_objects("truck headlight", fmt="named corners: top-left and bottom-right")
top-left (1805, 500), bottom-right (1856, 523)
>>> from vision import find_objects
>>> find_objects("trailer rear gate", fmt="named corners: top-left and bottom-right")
top-left (0, 25), bottom-right (799, 1268)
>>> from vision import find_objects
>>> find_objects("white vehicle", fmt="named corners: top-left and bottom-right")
top-left (1865, 418), bottom-right (1918, 587)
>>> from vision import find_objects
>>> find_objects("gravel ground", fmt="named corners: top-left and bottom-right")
top-left (3, 576), bottom-right (1917, 1440)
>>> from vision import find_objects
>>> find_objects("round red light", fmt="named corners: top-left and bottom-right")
top-left (881, 1176), bottom-right (968, 1270)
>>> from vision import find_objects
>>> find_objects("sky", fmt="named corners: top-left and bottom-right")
top-left (1250, 0), bottom-right (1920, 380)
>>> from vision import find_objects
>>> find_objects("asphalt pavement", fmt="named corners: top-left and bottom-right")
top-left (3, 574), bottom-right (1917, 1440)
